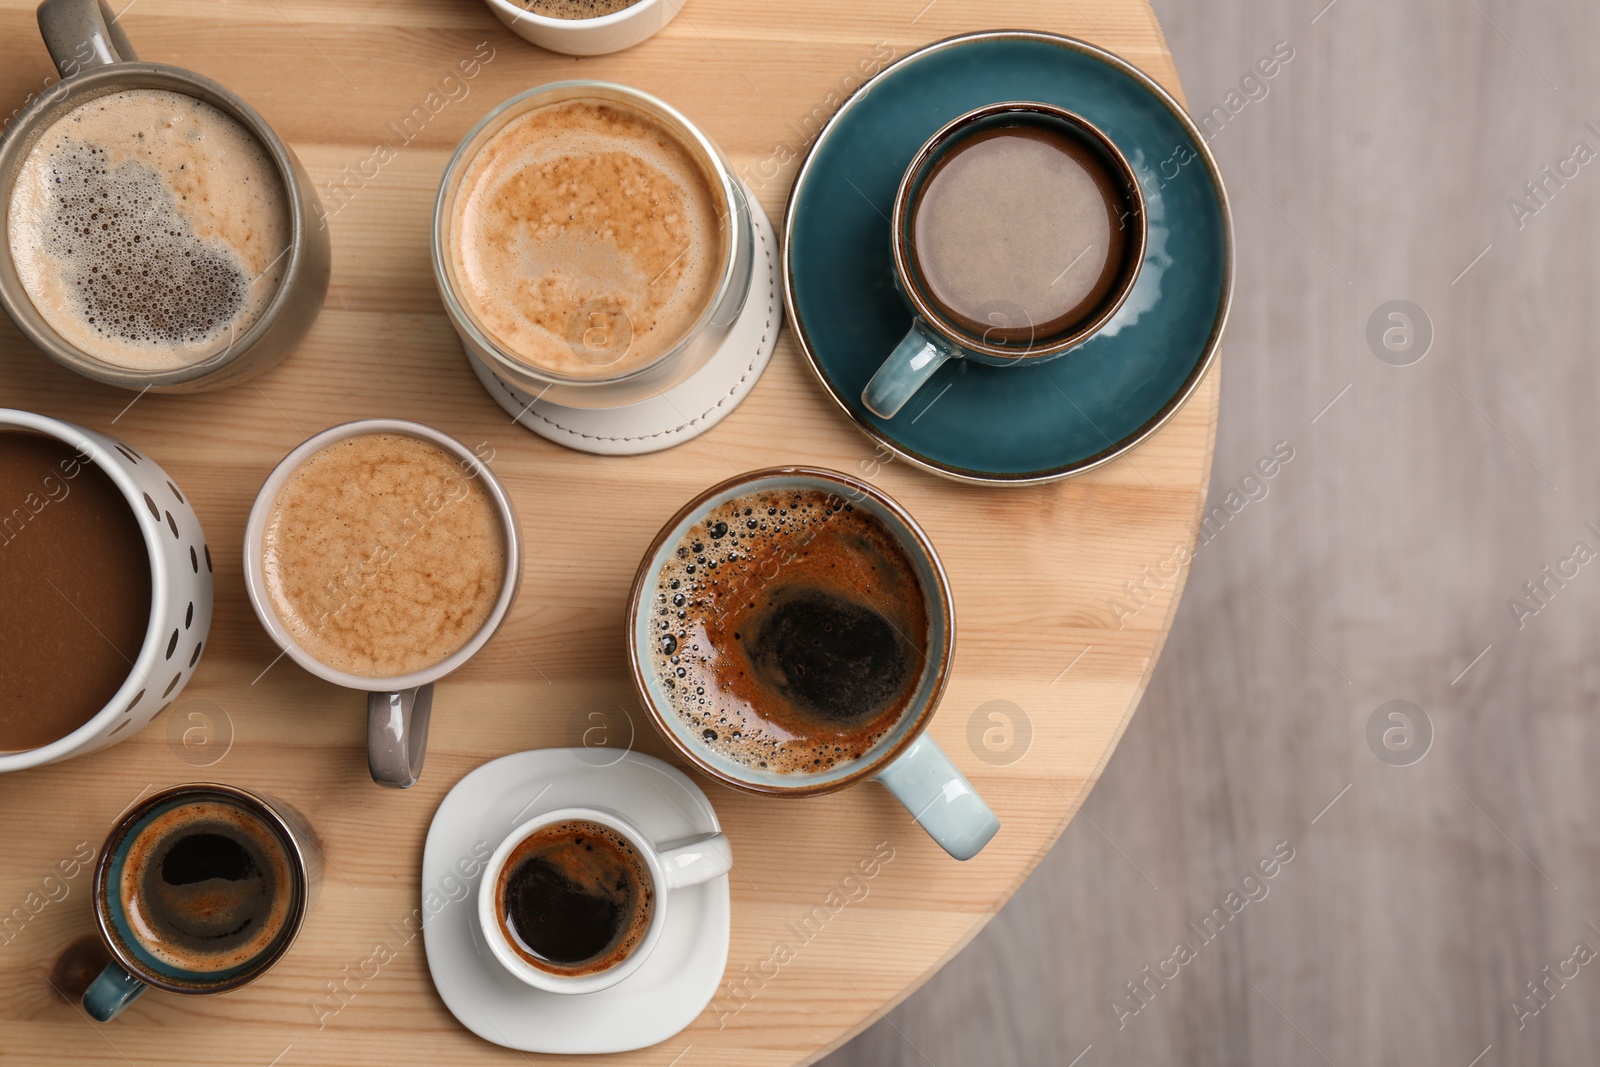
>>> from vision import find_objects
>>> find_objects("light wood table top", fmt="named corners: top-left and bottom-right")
top-left (0, 1), bottom-right (1215, 1063)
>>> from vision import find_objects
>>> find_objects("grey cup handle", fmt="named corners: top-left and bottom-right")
top-left (37, 0), bottom-right (138, 77)
top-left (367, 685), bottom-right (433, 789)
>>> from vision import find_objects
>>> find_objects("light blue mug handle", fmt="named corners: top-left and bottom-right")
top-left (83, 960), bottom-right (146, 1022)
top-left (874, 735), bottom-right (1000, 861)
top-left (861, 321), bottom-right (961, 419)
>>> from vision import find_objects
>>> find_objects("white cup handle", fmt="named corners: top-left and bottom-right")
top-left (655, 831), bottom-right (732, 890)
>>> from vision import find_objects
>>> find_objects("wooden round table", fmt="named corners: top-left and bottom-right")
top-left (0, 1), bottom-right (1216, 1063)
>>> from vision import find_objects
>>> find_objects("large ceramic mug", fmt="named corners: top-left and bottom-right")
top-left (628, 467), bottom-right (999, 860)
top-left (0, 0), bottom-right (330, 392)
top-left (0, 409), bottom-right (213, 773)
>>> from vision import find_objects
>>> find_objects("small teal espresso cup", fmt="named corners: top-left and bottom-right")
top-left (85, 783), bottom-right (321, 1022)
top-left (862, 101), bottom-right (1148, 419)
top-left (628, 467), bottom-right (999, 860)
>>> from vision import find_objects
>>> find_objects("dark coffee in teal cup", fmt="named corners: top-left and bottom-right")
top-left (85, 783), bottom-right (320, 1022)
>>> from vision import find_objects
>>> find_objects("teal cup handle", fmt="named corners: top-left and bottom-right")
top-left (83, 960), bottom-right (146, 1022)
top-left (862, 321), bottom-right (959, 419)
top-left (874, 734), bottom-right (1000, 861)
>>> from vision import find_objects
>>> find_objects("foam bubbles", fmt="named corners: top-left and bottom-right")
top-left (648, 489), bottom-right (930, 777)
top-left (42, 140), bottom-right (248, 348)
top-left (8, 89), bottom-right (290, 372)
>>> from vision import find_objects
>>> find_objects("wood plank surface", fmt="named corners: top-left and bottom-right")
top-left (0, 2), bottom-right (1214, 1064)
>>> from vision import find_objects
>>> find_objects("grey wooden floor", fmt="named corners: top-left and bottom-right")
top-left (823, 0), bottom-right (1600, 1063)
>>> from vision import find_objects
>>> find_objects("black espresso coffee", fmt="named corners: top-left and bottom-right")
top-left (496, 819), bottom-right (653, 976)
top-left (909, 122), bottom-right (1135, 344)
top-left (118, 799), bottom-right (294, 973)
top-left (649, 487), bottom-right (930, 775)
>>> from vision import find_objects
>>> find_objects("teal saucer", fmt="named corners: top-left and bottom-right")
top-left (783, 31), bottom-right (1232, 484)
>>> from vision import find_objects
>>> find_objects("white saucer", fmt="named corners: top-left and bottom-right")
top-left (466, 184), bottom-right (782, 455)
top-left (421, 749), bottom-right (731, 1054)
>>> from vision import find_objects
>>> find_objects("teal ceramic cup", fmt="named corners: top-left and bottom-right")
top-left (84, 783), bottom-right (321, 1022)
top-left (861, 101), bottom-right (1147, 419)
top-left (628, 467), bottom-right (999, 861)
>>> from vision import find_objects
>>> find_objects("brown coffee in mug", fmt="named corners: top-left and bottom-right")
top-left (908, 119), bottom-right (1137, 344)
top-left (118, 799), bottom-right (296, 972)
top-left (645, 486), bottom-right (931, 775)
top-left (0, 431), bottom-right (150, 752)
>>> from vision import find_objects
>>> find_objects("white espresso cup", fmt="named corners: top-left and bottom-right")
top-left (0, 409), bottom-right (213, 772)
top-left (241, 419), bottom-right (522, 789)
top-left (478, 806), bottom-right (731, 994)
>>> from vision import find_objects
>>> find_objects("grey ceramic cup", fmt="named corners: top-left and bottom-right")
top-left (241, 420), bottom-right (523, 789)
top-left (0, 0), bottom-right (330, 393)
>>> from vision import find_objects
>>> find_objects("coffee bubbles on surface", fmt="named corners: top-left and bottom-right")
top-left (648, 488), bottom-right (930, 775)
top-left (7, 88), bottom-right (290, 371)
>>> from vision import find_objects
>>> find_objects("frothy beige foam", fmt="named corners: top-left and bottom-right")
top-left (7, 88), bottom-right (290, 372)
top-left (449, 98), bottom-right (726, 378)
top-left (262, 433), bottom-right (507, 678)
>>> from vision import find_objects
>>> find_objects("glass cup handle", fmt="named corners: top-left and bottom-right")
top-left (367, 685), bottom-right (434, 789)
top-left (874, 735), bottom-right (1000, 861)
top-left (655, 832), bottom-right (733, 890)
top-left (861, 321), bottom-right (958, 420)
top-left (83, 960), bottom-right (146, 1023)
top-left (37, 0), bottom-right (138, 77)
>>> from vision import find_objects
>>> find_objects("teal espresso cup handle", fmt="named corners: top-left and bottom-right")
top-left (83, 960), bottom-right (146, 1022)
top-left (861, 321), bottom-right (958, 419)
top-left (874, 735), bottom-right (1000, 861)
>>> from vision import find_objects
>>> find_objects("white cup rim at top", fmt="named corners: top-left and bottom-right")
top-left (484, 0), bottom-right (671, 29)
top-left (240, 418), bottom-right (521, 693)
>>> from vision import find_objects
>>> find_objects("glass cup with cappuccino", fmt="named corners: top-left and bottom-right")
top-left (433, 80), bottom-right (754, 408)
